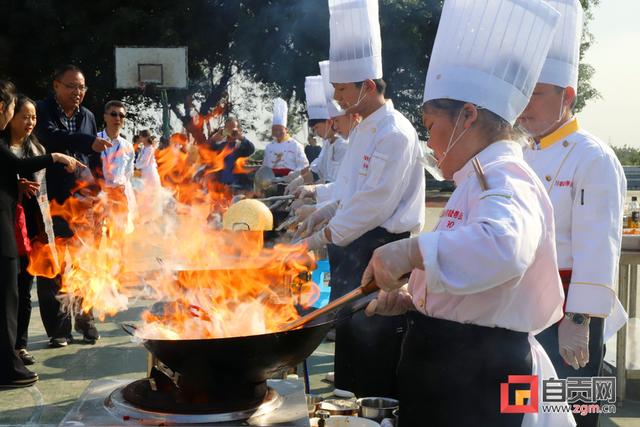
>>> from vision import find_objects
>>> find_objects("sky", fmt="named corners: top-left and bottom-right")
top-left (580, 1), bottom-right (640, 148)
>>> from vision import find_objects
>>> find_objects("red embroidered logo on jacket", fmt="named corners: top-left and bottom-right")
top-left (441, 209), bottom-right (464, 229)
top-left (362, 155), bottom-right (370, 169)
top-left (555, 180), bottom-right (572, 187)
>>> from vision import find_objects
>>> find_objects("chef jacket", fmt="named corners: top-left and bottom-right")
top-left (263, 137), bottom-right (308, 172)
top-left (310, 136), bottom-right (348, 183)
top-left (325, 100), bottom-right (425, 246)
top-left (523, 118), bottom-right (627, 339)
top-left (408, 141), bottom-right (564, 334)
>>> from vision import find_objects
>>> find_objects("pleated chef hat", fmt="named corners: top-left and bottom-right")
top-left (272, 98), bottom-right (288, 127)
top-left (319, 60), bottom-right (346, 118)
top-left (538, 0), bottom-right (583, 91)
top-left (305, 76), bottom-right (330, 120)
top-left (423, 0), bottom-right (561, 125)
top-left (329, 0), bottom-right (382, 83)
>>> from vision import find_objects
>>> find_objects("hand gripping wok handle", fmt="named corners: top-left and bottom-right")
top-left (283, 280), bottom-right (380, 331)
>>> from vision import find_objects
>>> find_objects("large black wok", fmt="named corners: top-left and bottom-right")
top-left (122, 315), bottom-right (333, 407)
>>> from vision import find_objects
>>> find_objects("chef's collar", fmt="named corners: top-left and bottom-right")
top-left (276, 132), bottom-right (291, 143)
top-left (452, 140), bottom-right (523, 188)
top-left (357, 100), bottom-right (394, 132)
top-left (538, 117), bottom-right (579, 150)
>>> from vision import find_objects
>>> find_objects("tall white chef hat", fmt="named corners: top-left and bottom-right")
top-left (423, 0), bottom-right (560, 125)
top-left (538, 0), bottom-right (583, 91)
top-left (272, 98), bottom-right (288, 127)
top-left (305, 76), bottom-right (330, 120)
top-left (319, 60), bottom-right (346, 118)
top-left (329, 0), bottom-right (383, 84)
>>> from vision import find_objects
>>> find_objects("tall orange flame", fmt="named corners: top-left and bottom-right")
top-left (27, 128), bottom-right (317, 338)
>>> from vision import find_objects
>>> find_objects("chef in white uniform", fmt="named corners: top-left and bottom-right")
top-left (284, 76), bottom-right (348, 193)
top-left (297, 0), bottom-right (425, 398)
top-left (518, 2), bottom-right (627, 426)
top-left (262, 98), bottom-right (308, 177)
top-left (363, 1), bottom-right (575, 426)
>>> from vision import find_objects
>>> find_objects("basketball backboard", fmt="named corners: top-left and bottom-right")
top-left (115, 47), bottom-right (188, 89)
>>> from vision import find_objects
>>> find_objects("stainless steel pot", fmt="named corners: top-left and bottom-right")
top-left (357, 397), bottom-right (399, 421)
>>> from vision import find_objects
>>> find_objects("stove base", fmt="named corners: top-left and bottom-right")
top-left (59, 378), bottom-right (310, 426)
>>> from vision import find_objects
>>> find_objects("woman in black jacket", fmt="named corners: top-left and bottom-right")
top-left (0, 80), bottom-right (83, 388)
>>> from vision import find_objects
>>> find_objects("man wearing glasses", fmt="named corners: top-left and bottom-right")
top-left (98, 100), bottom-right (137, 236)
top-left (35, 64), bottom-right (111, 348)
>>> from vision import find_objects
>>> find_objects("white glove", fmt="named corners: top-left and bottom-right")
top-left (295, 204), bottom-right (316, 222)
top-left (361, 237), bottom-right (424, 292)
top-left (300, 228), bottom-right (330, 251)
top-left (298, 201), bottom-right (337, 239)
top-left (294, 185), bottom-right (316, 200)
top-left (365, 286), bottom-right (415, 317)
top-left (285, 176), bottom-right (305, 195)
top-left (282, 170), bottom-right (301, 183)
top-left (558, 316), bottom-right (590, 370)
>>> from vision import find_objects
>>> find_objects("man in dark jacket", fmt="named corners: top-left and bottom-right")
top-left (34, 65), bottom-right (111, 347)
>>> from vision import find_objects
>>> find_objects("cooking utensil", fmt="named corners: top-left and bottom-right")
top-left (122, 314), bottom-right (333, 402)
top-left (254, 165), bottom-right (286, 194)
top-left (471, 157), bottom-right (489, 191)
top-left (317, 399), bottom-right (360, 416)
top-left (256, 195), bottom-right (296, 203)
top-left (357, 397), bottom-right (399, 421)
top-left (282, 280), bottom-right (379, 331)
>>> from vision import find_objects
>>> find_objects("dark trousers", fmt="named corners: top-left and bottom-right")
top-left (16, 256), bottom-right (33, 349)
top-left (536, 317), bottom-right (604, 427)
top-left (328, 227), bottom-right (409, 398)
top-left (398, 312), bottom-right (531, 427)
top-left (37, 275), bottom-right (71, 339)
top-left (0, 256), bottom-right (30, 380)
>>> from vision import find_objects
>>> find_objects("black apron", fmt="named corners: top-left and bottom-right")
top-left (398, 312), bottom-right (532, 427)
top-left (328, 226), bottom-right (409, 398)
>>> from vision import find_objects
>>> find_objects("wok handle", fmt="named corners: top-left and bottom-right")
top-left (121, 323), bottom-right (138, 337)
top-left (283, 280), bottom-right (379, 331)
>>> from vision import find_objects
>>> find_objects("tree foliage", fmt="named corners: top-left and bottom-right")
top-left (0, 0), bottom-right (602, 137)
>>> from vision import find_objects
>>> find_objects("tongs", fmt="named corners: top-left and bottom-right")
top-left (282, 280), bottom-right (379, 331)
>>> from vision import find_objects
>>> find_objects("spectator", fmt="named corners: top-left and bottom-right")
top-left (207, 117), bottom-right (255, 188)
top-left (98, 100), bottom-right (137, 234)
top-left (0, 80), bottom-right (84, 388)
top-left (1, 95), bottom-right (60, 366)
top-left (34, 64), bottom-right (111, 347)
top-left (304, 134), bottom-right (322, 164)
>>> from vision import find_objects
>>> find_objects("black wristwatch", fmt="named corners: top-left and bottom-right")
top-left (565, 312), bottom-right (590, 326)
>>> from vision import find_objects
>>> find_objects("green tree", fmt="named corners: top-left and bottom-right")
top-left (0, 0), bottom-right (602, 138)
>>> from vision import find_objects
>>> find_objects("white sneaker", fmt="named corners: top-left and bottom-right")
top-left (325, 372), bottom-right (335, 383)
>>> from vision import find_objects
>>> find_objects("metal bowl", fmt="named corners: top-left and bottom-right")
top-left (317, 398), bottom-right (360, 416)
top-left (357, 397), bottom-right (399, 421)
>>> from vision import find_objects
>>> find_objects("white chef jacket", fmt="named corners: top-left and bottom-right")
top-left (262, 137), bottom-right (308, 171)
top-left (99, 130), bottom-right (135, 188)
top-left (310, 136), bottom-right (348, 183)
top-left (409, 141), bottom-right (564, 333)
top-left (315, 134), bottom-right (353, 204)
top-left (326, 100), bottom-right (425, 246)
top-left (523, 118), bottom-right (627, 340)
top-left (408, 141), bottom-right (574, 427)
top-left (99, 130), bottom-right (137, 229)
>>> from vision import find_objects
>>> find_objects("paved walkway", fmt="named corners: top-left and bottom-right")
top-left (0, 201), bottom-right (638, 426)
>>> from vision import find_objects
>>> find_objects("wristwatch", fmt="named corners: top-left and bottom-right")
top-left (565, 312), bottom-right (590, 326)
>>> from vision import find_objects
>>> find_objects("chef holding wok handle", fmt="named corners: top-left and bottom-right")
top-left (362, 1), bottom-right (576, 426)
